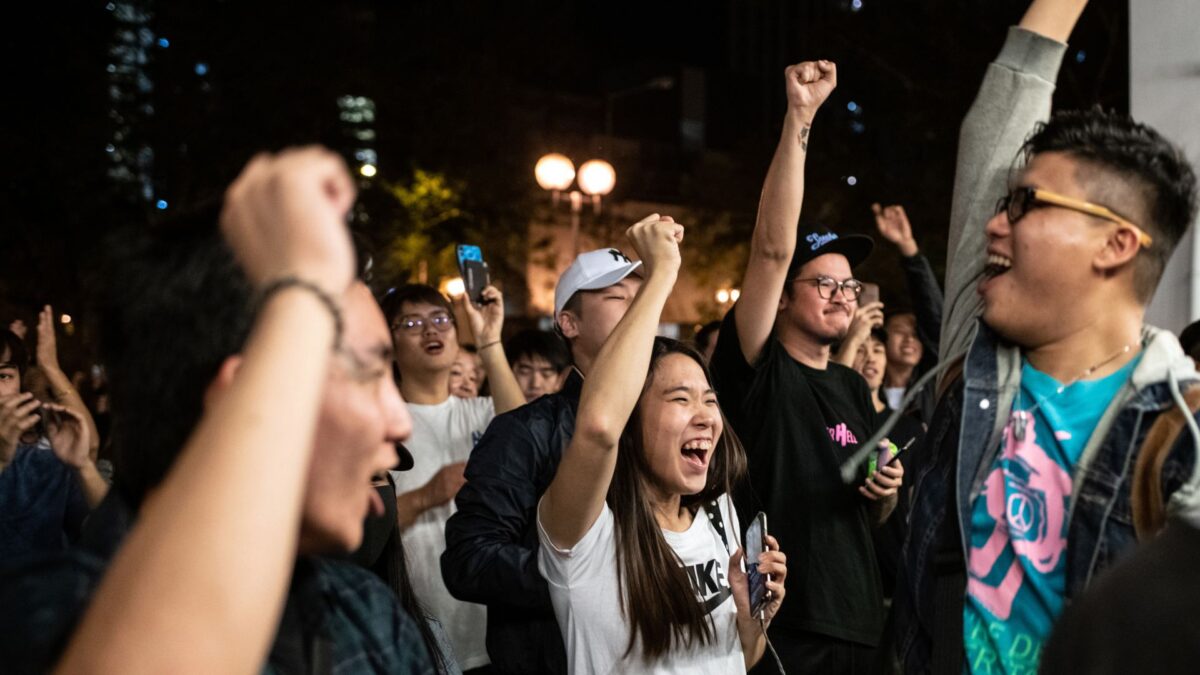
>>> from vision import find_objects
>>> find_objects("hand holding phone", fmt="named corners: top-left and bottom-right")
top-left (745, 512), bottom-right (771, 619)
top-left (456, 244), bottom-right (491, 305)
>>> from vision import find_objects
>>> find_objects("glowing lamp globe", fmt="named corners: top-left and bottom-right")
top-left (535, 153), bottom-right (576, 191)
top-left (577, 159), bottom-right (616, 196)
top-left (444, 278), bottom-right (466, 298)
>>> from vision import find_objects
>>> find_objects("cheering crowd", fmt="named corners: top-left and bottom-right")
top-left (3, 0), bottom-right (1200, 673)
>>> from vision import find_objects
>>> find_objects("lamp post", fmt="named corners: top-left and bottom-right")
top-left (536, 153), bottom-right (616, 256)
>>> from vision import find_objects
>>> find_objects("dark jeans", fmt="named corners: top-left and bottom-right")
top-left (750, 628), bottom-right (880, 675)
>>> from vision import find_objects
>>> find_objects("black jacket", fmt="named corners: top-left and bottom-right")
top-left (440, 370), bottom-right (581, 675)
top-left (897, 252), bottom-right (944, 426)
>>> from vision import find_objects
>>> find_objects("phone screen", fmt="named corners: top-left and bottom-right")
top-left (745, 513), bottom-right (769, 617)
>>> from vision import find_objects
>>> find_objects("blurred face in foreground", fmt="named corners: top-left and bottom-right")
top-left (299, 283), bottom-right (411, 553)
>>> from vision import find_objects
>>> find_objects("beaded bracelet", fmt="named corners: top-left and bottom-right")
top-left (257, 276), bottom-right (344, 350)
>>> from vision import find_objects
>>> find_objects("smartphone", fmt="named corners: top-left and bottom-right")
top-left (744, 512), bottom-right (770, 619)
top-left (456, 244), bottom-right (491, 304)
top-left (860, 282), bottom-right (880, 306)
top-left (868, 436), bottom-right (915, 476)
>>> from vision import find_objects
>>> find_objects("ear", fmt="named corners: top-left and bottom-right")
top-left (203, 355), bottom-right (244, 411)
top-left (1094, 226), bottom-right (1141, 274)
top-left (557, 311), bottom-right (580, 340)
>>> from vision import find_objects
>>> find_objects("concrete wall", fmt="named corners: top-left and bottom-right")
top-left (1132, 0), bottom-right (1200, 334)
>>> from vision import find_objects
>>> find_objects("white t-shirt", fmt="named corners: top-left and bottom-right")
top-left (884, 386), bottom-right (906, 412)
top-left (537, 496), bottom-right (746, 675)
top-left (391, 395), bottom-right (495, 670)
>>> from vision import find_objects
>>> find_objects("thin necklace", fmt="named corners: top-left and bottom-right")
top-left (1011, 341), bottom-right (1139, 443)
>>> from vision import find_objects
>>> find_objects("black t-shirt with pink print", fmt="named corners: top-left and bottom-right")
top-left (709, 305), bottom-right (884, 647)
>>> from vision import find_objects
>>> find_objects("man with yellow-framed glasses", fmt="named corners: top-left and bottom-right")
top-left (894, 0), bottom-right (1200, 673)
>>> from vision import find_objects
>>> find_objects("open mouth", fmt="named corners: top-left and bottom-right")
top-left (681, 439), bottom-right (712, 469)
top-left (983, 253), bottom-right (1013, 278)
top-left (423, 340), bottom-right (445, 355)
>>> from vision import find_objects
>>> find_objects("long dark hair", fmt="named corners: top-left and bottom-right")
top-left (607, 338), bottom-right (747, 660)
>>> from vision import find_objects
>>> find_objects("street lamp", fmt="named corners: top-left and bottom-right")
top-left (535, 153), bottom-right (576, 206)
top-left (577, 159), bottom-right (615, 214)
top-left (536, 153), bottom-right (617, 255)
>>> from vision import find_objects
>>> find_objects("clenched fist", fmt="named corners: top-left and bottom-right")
top-left (625, 214), bottom-right (684, 280)
top-left (219, 146), bottom-right (357, 294)
top-left (784, 60), bottom-right (837, 119)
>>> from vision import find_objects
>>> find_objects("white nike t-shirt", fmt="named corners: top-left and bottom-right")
top-left (391, 395), bottom-right (494, 670)
top-left (537, 496), bottom-right (746, 675)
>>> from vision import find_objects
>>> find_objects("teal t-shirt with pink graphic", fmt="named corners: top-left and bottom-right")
top-left (963, 355), bottom-right (1140, 674)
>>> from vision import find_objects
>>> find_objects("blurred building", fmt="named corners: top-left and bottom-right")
top-left (105, 0), bottom-right (158, 206)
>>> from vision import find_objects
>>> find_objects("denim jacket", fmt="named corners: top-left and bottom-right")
top-left (896, 322), bottom-right (1200, 674)
top-left (892, 24), bottom-right (1200, 674)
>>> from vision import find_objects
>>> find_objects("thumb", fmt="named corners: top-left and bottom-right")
top-left (729, 547), bottom-right (745, 573)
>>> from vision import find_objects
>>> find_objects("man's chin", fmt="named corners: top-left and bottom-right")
top-left (297, 525), bottom-right (359, 557)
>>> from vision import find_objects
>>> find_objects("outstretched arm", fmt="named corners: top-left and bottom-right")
top-left (939, 0), bottom-right (1084, 368)
top-left (873, 204), bottom-right (944, 357)
top-left (538, 215), bottom-right (681, 549)
top-left (35, 306), bottom-right (101, 458)
top-left (55, 148), bottom-right (358, 675)
top-left (459, 286), bottom-right (525, 414)
top-left (734, 61), bottom-right (837, 365)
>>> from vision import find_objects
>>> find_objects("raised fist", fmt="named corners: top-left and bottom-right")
top-left (626, 214), bottom-right (683, 280)
top-left (784, 60), bottom-right (837, 117)
top-left (219, 146), bottom-right (357, 294)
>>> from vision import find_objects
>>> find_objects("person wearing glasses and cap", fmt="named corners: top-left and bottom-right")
top-left (441, 235), bottom-right (659, 675)
top-left (707, 59), bottom-right (904, 674)
top-left (893, 1), bottom-right (1200, 674)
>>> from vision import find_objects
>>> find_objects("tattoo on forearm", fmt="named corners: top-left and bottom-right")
top-left (800, 126), bottom-right (810, 152)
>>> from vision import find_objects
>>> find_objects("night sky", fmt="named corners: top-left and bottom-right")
top-left (1, 0), bottom-right (1127, 366)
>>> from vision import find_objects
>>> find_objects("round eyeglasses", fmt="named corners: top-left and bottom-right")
top-left (392, 312), bottom-right (455, 334)
top-left (793, 276), bottom-right (864, 301)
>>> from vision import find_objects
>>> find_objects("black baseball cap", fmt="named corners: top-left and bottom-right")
top-left (786, 227), bottom-right (875, 280)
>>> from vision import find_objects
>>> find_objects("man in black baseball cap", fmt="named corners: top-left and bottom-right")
top-left (707, 59), bottom-right (904, 674)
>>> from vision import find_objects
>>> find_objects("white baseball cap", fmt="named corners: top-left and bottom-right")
top-left (554, 248), bottom-right (643, 315)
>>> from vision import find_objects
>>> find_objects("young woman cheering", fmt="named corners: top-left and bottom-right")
top-left (538, 214), bottom-right (787, 674)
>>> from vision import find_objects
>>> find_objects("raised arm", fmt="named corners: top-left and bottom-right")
top-left (55, 148), bottom-right (356, 675)
top-left (459, 286), bottom-right (524, 414)
top-left (939, 0), bottom-right (1084, 365)
top-left (873, 204), bottom-right (944, 356)
top-left (42, 404), bottom-right (109, 508)
top-left (35, 306), bottom-right (101, 458)
top-left (735, 61), bottom-right (836, 364)
top-left (538, 215), bottom-right (681, 549)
